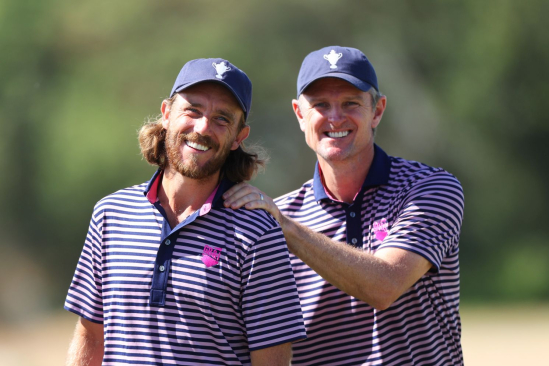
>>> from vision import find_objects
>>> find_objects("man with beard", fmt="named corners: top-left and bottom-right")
top-left (223, 46), bottom-right (464, 365)
top-left (64, 58), bottom-right (306, 366)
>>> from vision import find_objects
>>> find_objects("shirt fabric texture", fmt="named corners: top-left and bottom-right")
top-left (65, 170), bottom-right (306, 365)
top-left (275, 144), bottom-right (464, 366)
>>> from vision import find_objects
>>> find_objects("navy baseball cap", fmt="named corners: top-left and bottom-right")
top-left (296, 46), bottom-right (378, 97)
top-left (170, 58), bottom-right (252, 119)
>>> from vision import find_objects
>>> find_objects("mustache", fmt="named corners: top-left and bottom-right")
top-left (177, 132), bottom-right (219, 150)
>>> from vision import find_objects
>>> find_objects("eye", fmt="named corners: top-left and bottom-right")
top-left (215, 116), bottom-right (230, 124)
top-left (314, 102), bottom-right (329, 108)
top-left (186, 107), bottom-right (201, 116)
top-left (344, 101), bottom-right (359, 107)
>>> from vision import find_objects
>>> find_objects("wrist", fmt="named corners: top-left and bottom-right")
top-left (276, 211), bottom-right (286, 230)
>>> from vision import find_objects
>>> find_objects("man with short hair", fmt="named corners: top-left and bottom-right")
top-left (224, 46), bottom-right (464, 365)
top-left (65, 58), bottom-right (306, 366)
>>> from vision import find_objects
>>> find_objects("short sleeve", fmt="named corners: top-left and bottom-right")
top-left (240, 226), bottom-right (306, 351)
top-left (379, 171), bottom-right (464, 270)
top-left (64, 205), bottom-right (105, 323)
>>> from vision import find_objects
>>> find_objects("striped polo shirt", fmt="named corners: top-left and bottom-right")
top-left (65, 170), bottom-right (306, 365)
top-left (276, 145), bottom-right (464, 366)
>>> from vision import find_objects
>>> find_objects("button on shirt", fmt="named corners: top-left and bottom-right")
top-left (65, 170), bottom-right (306, 365)
top-left (275, 144), bottom-right (465, 366)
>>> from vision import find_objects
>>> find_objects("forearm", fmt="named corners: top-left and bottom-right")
top-left (250, 342), bottom-right (292, 366)
top-left (280, 215), bottom-right (419, 309)
top-left (222, 183), bottom-right (430, 309)
top-left (66, 319), bottom-right (104, 366)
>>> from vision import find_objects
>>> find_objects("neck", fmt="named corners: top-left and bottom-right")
top-left (318, 145), bottom-right (375, 204)
top-left (159, 166), bottom-right (220, 225)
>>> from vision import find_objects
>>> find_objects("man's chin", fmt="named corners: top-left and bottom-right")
top-left (174, 161), bottom-right (223, 181)
top-left (318, 149), bottom-right (352, 163)
top-left (179, 168), bottom-right (216, 181)
top-left (167, 144), bottom-right (231, 181)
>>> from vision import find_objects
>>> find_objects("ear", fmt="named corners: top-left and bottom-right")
top-left (292, 99), bottom-right (306, 132)
top-left (231, 125), bottom-right (250, 150)
top-left (371, 95), bottom-right (387, 129)
top-left (161, 98), bottom-right (172, 130)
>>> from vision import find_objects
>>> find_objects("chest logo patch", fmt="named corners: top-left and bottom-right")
top-left (373, 218), bottom-right (389, 241)
top-left (202, 245), bottom-right (222, 267)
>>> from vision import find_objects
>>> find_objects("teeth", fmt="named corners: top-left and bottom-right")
top-left (327, 131), bottom-right (349, 138)
top-left (186, 141), bottom-right (209, 151)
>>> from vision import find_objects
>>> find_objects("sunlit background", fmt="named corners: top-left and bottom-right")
top-left (1, 1), bottom-right (548, 364)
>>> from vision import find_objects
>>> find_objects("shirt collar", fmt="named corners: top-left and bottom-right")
top-left (144, 169), bottom-right (236, 213)
top-left (313, 144), bottom-right (392, 202)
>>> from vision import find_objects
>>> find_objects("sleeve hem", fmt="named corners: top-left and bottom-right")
top-left (377, 243), bottom-right (440, 272)
top-left (64, 305), bottom-right (104, 324)
top-left (248, 334), bottom-right (307, 352)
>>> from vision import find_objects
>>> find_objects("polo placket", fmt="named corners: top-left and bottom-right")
top-left (345, 192), bottom-right (364, 248)
top-left (312, 145), bottom-right (391, 250)
top-left (144, 170), bottom-right (231, 307)
top-left (149, 204), bottom-right (201, 306)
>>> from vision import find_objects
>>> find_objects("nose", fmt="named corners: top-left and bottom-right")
top-left (327, 105), bottom-right (345, 126)
top-left (193, 116), bottom-right (212, 135)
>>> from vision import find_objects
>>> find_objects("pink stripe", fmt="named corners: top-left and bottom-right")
top-left (200, 184), bottom-right (219, 216)
top-left (146, 171), bottom-right (162, 203)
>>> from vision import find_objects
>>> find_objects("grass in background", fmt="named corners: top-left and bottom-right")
top-left (0, 304), bottom-right (547, 366)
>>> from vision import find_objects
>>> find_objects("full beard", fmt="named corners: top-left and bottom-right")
top-left (165, 130), bottom-right (232, 180)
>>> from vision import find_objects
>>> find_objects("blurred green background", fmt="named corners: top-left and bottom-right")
top-left (1, 0), bottom-right (548, 363)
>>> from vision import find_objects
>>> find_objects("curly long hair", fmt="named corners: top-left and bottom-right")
top-left (138, 96), bottom-right (267, 182)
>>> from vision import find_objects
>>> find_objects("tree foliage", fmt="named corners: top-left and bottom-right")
top-left (1, 0), bottom-right (548, 320)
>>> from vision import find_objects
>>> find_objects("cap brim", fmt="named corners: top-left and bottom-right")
top-left (299, 73), bottom-right (376, 97)
top-left (172, 79), bottom-right (248, 118)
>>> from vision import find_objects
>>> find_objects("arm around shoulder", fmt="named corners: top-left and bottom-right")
top-left (66, 317), bottom-right (104, 366)
top-left (223, 183), bottom-right (432, 310)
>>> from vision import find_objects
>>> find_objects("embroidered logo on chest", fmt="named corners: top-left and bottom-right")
top-left (202, 245), bottom-right (222, 267)
top-left (373, 218), bottom-right (389, 241)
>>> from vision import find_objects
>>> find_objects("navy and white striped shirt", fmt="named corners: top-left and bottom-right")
top-left (65, 170), bottom-right (306, 365)
top-left (276, 145), bottom-right (464, 366)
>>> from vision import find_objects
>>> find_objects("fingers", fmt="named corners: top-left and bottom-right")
top-left (228, 192), bottom-right (265, 210)
top-left (222, 182), bottom-right (250, 202)
top-left (224, 186), bottom-right (283, 224)
top-left (223, 183), bottom-right (263, 208)
top-left (221, 183), bottom-right (284, 223)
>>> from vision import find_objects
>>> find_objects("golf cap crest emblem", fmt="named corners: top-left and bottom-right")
top-left (212, 62), bottom-right (231, 79)
top-left (324, 49), bottom-right (343, 69)
top-left (373, 218), bottom-right (389, 241)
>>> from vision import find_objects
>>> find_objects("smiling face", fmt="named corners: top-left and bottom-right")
top-left (161, 82), bottom-right (249, 181)
top-left (293, 77), bottom-right (386, 166)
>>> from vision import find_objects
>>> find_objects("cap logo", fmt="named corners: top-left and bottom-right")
top-left (323, 50), bottom-right (343, 69)
top-left (212, 62), bottom-right (231, 79)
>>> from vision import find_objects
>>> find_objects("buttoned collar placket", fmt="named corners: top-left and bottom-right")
top-left (312, 144), bottom-right (392, 248)
top-left (143, 169), bottom-right (235, 306)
